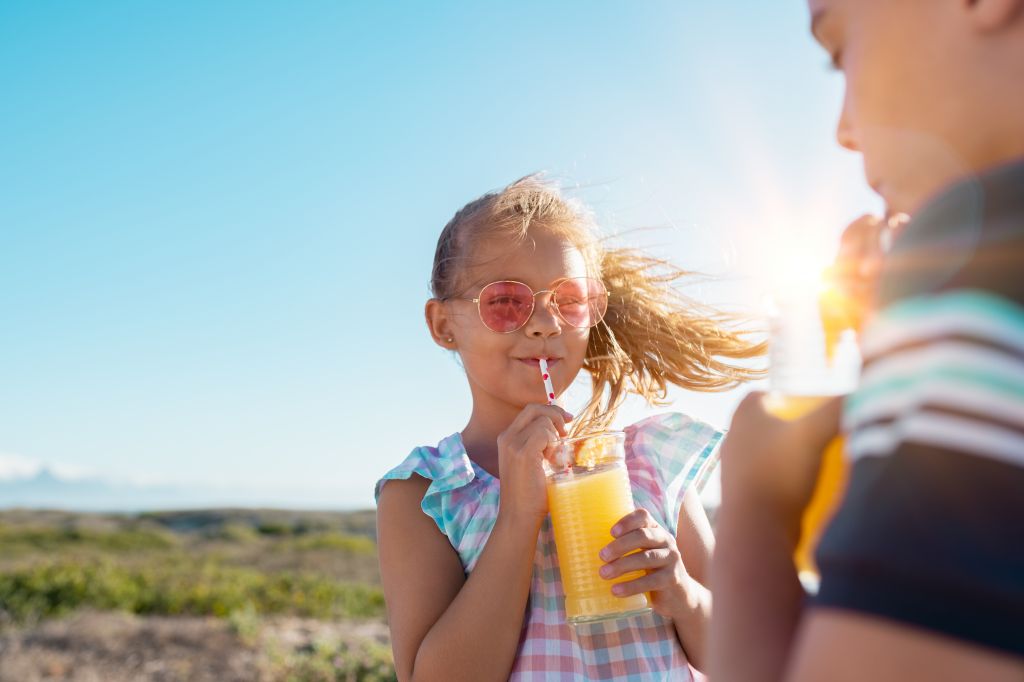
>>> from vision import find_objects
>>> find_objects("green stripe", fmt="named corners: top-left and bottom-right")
top-left (849, 365), bottom-right (1024, 413)
top-left (880, 289), bottom-right (1024, 336)
top-left (682, 430), bottom-right (722, 490)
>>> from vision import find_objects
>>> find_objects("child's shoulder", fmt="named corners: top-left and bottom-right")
top-left (374, 433), bottom-right (475, 504)
top-left (623, 411), bottom-right (724, 495)
top-left (624, 411), bottom-right (723, 448)
top-left (375, 433), bottom-right (491, 543)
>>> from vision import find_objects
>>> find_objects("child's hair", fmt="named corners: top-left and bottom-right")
top-left (431, 174), bottom-right (766, 433)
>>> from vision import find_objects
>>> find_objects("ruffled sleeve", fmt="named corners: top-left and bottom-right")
top-left (624, 412), bottom-right (723, 535)
top-left (374, 434), bottom-right (480, 538)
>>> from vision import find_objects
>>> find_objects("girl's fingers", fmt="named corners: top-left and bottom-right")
top-left (599, 548), bottom-right (674, 579)
top-left (609, 508), bottom-right (658, 538)
top-left (507, 413), bottom-right (562, 454)
top-left (610, 570), bottom-right (669, 597)
top-left (519, 421), bottom-right (560, 460)
top-left (550, 414), bottom-right (569, 438)
top-left (529, 403), bottom-right (574, 428)
top-left (600, 526), bottom-right (668, 562)
top-left (503, 404), bottom-right (573, 443)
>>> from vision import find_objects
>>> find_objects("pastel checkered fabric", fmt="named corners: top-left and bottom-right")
top-left (375, 412), bottom-right (722, 681)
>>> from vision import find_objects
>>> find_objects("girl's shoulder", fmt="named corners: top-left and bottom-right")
top-left (623, 411), bottom-right (724, 503)
top-left (374, 432), bottom-right (493, 542)
top-left (374, 432), bottom-right (478, 504)
top-left (624, 411), bottom-right (723, 461)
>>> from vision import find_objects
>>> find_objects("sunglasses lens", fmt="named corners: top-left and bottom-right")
top-left (555, 278), bottom-right (608, 328)
top-left (478, 281), bottom-right (534, 332)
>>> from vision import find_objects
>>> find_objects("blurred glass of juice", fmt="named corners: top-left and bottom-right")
top-left (765, 284), bottom-right (861, 590)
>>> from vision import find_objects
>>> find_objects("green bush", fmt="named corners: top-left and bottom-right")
top-left (270, 639), bottom-right (397, 682)
top-left (227, 601), bottom-right (262, 645)
top-left (0, 524), bottom-right (176, 552)
top-left (257, 522), bottom-right (292, 537)
top-left (206, 522), bottom-right (260, 543)
top-left (0, 559), bottom-right (384, 624)
top-left (291, 533), bottom-right (376, 555)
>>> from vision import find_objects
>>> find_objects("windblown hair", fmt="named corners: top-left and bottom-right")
top-left (431, 174), bottom-right (766, 434)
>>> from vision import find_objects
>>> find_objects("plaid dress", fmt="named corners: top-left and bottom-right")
top-left (375, 412), bottom-right (722, 681)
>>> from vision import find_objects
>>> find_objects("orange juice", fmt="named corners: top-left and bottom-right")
top-left (547, 433), bottom-right (651, 625)
top-left (763, 393), bottom-right (848, 580)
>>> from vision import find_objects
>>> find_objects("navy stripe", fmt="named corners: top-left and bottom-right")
top-left (814, 443), bottom-right (1024, 656)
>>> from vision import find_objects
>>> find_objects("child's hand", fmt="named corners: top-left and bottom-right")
top-left (720, 392), bottom-right (842, 535)
top-left (598, 508), bottom-right (693, 618)
top-left (495, 403), bottom-right (573, 527)
top-left (827, 213), bottom-right (909, 332)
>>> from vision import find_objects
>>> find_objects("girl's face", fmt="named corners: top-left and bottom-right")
top-left (430, 227), bottom-right (593, 414)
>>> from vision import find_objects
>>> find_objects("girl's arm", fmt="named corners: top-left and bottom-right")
top-left (378, 404), bottom-right (570, 681)
top-left (669, 487), bottom-right (714, 670)
top-left (377, 475), bottom-right (540, 682)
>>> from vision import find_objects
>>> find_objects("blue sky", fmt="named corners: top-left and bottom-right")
top-left (0, 1), bottom-right (877, 509)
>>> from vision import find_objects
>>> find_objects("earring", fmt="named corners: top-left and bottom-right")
top-left (446, 337), bottom-right (454, 343)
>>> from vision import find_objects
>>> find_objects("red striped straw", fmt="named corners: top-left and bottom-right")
top-left (538, 358), bottom-right (556, 405)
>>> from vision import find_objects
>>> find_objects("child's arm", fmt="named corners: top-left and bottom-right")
top-left (669, 487), bottom-right (715, 669)
top-left (708, 393), bottom-right (840, 682)
top-left (377, 475), bottom-right (540, 682)
top-left (378, 403), bottom-right (572, 682)
top-left (785, 609), bottom-right (1024, 681)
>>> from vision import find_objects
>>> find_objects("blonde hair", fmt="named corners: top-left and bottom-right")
top-left (431, 174), bottom-right (766, 434)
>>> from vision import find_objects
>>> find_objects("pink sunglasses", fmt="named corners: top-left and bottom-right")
top-left (447, 278), bottom-right (610, 333)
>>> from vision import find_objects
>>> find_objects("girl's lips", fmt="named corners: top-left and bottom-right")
top-left (518, 358), bottom-right (561, 367)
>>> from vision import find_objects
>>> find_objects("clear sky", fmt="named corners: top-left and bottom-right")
top-left (0, 1), bottom-right (877, 509)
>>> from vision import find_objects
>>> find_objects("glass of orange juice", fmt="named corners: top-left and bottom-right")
top-left (764, 285), bottom-right (861, 591)
top-left (546, 431), bottom-right (652, 625)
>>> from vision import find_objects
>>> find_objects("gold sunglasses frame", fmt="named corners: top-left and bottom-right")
top-left (449, 278), bottom-right (611, 334)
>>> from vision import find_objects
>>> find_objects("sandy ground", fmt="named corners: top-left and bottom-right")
top-left (0, 611), bottom-right (390, 682)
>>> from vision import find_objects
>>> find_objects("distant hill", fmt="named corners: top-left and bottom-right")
top-left (0, 506), bottom-right (378, 541)
top-left (0, 467), bottom-right (362, 513)
top-left (140, 507), bottom-right (378, 540)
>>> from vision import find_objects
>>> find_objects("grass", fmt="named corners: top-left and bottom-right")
top-left (268, 638), bottom-right (397, 682)
top-left (0, 509), bottom-right (395, 680)
top-left (0, 510), bottom-right (384, 624)
top-left (0, 559), bottom-right (384, 623)
top-left (0, 524), bottom-right (177, 553)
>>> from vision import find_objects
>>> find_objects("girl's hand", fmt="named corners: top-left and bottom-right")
top-left (598, 508), bottom-right (694, 618)
top-left (495, 403), bottom-right (573, 527)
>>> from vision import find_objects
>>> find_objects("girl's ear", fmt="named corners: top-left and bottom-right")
top-left (425, 299), bottom-right (458, 350)
top-left (965, 0), bottom-right (1023, 31)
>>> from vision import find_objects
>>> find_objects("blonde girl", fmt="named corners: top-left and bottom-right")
top-left (376, 175), bottom-right (762, 681)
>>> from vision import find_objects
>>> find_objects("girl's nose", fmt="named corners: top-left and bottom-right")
top-left (525, 295), bottom-right (562, 337)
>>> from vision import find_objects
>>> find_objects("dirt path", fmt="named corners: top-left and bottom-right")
top-left (0, 611), bottom-right (391, 682)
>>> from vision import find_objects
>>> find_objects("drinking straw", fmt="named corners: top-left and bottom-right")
top-left (540, 358), bottom-right (572, 469)
top-left (538, 358), bottom-right (556, 405)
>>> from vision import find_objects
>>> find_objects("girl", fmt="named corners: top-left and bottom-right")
top-left (376, 175), bottom-right (762, 681)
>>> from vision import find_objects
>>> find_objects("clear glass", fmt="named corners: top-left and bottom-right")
top-left (546, 432), bottom-right (652, 625)
top-left (764, 288), bottom-right (861, 593)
